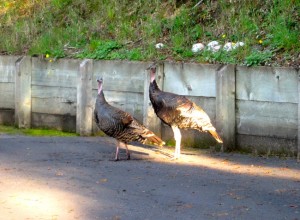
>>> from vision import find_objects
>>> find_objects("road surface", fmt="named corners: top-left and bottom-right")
top-left (0, 134), bottom-right (299, 220)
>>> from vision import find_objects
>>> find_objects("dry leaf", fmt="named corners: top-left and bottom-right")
top-left (112, 215), bottom-right (121, 220)
top-left (56, 171), bottom-right (63, 176)
top-left (100, 178), bottom-right (108, 183)
top-left (183, 204), bottom-right (193, 209)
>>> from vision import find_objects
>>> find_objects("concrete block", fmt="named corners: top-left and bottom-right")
top-left (216, 64), bottom-right (236, 151)
top-left (164, 62), bottom-right (220, 97)
top-left (77, 59), bottom-right (93, 136)
top-left (236, 66), bottom-right (298, 103)
top-left (15, 56), bottom-right (31, 128)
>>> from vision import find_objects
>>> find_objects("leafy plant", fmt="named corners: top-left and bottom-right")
top-left (125, 48), bottom-right (143, 61)
top-left (78, 40), bottom-right (122, 59)
top-left (0, 0), bottom-right (298, 66)
top-left (244, 50), bottom-right (273, 66)
top-left (0, 125), bottom-right (77, 136)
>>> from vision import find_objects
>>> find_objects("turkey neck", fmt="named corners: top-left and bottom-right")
top-left (97, 90), bottom-right (107, 104)
top-left (149, 79), bottom-right (163, 114)
top-left (149, 79), bottom-right (161, 93)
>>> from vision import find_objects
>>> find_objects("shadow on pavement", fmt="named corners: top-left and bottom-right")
top-left (0, 135), bottom-right (299, 220)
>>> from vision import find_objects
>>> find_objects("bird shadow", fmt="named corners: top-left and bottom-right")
top-left (129, 142), bottom-right (175, 159)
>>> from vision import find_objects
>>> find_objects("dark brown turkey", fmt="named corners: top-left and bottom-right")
top-left (94, 78), bottom-right (165, 161)
top-left (148, 65), bottom-right (223, 159)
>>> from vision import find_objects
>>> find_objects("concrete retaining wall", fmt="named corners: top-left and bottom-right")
top-left (0, 56), bottom-right (18, 125)
top-left (0, 55), bottom-right (299, 158)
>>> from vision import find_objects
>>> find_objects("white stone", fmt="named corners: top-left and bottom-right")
top-left (223, 41), bottom-right (245, 52)
top-left (155, 43), bottom-right (164, 49)
top-left (192, 43), bottom-right (205, 53)
top-left (207, 41), bottom-right (221, 52)
top-left (223, 42), bottom-right (234, 51)
top-left (233, 41), bottom-right (245, 49)
top-left (207, 41), bottom-right (219, 47)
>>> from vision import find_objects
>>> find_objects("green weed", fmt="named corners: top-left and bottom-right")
top-left (244, 50), bottom-right (273, 66)
top-left (0, 0), bottom-right (298, 66)
top-left (0, 125), bottom-right (77, 137)
top-left (77, 40), bottom-right (122, 59)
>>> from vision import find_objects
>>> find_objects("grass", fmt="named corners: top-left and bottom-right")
top-left (0, 125), bottom-right (77, 137)
top-left (0, 0), bottom-right (299, 66)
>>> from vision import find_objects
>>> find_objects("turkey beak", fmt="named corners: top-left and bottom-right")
top-left (146, 63), bottom-right (156, 70)
top-left (148, 65), bottom-right (156, 83)
top-left (147, 66), bottom-right (156, 77)
top-left (97, 78), bottom-right (103, 94)
top-left (97, 78), bottom-right (103, 83)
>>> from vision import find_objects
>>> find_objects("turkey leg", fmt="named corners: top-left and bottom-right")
top-left (115, 141), bottom-right (130, 161)
top-left (171, 126), bottom-right (181, 159)
top-left (124, 143), bottom-right (131, 160)
top-left (115, 141), bottom-right (120, 161)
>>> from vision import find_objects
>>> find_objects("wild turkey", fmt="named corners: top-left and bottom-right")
top-left (94, 78), bottom-right (165, 161)
top-left (148, 65), bottom-right (223, 159)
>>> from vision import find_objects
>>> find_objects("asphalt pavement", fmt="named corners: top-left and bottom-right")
top-left (0, 134), bottom-right (299, 220)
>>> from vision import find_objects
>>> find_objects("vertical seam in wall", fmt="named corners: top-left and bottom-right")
top-left (298, 68), bottom-right (300, 162)
top-left (233, 64), bottom-right (237, 149)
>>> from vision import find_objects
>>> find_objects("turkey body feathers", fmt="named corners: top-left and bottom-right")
top-left (149, 81), bottom-right (191, 126)
top-left (94, 88), bottom-right (164, 146)
top-left (149, 79), bottom-right (223, 143)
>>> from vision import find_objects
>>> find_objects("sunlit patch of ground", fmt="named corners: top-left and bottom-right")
top-left (0, 135), bottom-right (299, 220)
top-left (0, 174), bottom-right (83, 220)
top-left (128, 144), bottom-right (300, 182)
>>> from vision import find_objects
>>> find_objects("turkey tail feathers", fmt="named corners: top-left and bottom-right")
top-left (208, 130), bottom-right (223, 144)
top-left (130, 120), bottom-right (165, 146)
top-left (146, 133), bottom-right (165, 146)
